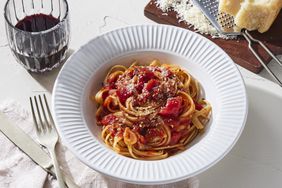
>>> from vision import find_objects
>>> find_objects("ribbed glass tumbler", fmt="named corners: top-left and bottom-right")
top-left (4, 0), bottom-right (70, 72)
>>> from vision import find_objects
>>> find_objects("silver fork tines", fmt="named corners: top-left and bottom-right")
top-left (30, 94), bottom-right (65, 188)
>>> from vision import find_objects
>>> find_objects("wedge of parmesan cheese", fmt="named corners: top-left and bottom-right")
top-left (219, 0), bottom-right (243, 16)
top-left (235, 0), bottom-right (282, 33)
top-left (219, 0), bottom-right (282, 33)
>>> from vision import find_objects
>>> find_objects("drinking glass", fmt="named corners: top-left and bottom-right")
top-left (4, 0), bottom-right (70, 72)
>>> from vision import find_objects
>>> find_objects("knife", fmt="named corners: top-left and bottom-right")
top-left (0, 112), bottom-right (79, 188)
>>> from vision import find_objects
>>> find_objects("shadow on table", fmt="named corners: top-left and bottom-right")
top-left (29, 48), bottom-right (75, 93)
top-left (259, 55), bottom-right (282, 83)
top-left (197, 83), bottom-right (282, 187)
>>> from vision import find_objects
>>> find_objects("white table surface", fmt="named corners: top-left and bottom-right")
top-left (0, 0), bottom-right (282, 187)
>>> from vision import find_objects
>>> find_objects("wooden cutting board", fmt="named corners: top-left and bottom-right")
top-left (144, 0), bottom-right (282, 73)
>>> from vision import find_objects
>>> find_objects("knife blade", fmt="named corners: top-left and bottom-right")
top-left (0, 112), bottom-right (79, 188)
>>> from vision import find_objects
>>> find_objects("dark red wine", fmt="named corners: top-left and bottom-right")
top-left (13, 14), bottom-right (68, 72)
top-left (15, 14), bottom-right (59, 32)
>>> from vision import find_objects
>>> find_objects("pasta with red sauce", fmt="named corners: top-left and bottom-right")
top-left (93, 60), bottom-right (212, 160)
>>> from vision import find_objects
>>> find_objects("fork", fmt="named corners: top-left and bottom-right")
top-left (30, 94), bottom-right (65, 188)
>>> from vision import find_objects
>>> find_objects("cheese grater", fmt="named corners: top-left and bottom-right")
top-left (192, 0), bottom-right (282, 87)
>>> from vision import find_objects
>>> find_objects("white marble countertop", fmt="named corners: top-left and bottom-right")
top-left (0, 0), bottom-right (281, 187)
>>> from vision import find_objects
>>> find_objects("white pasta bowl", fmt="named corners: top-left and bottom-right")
top-left (52, 25), bottom-right (248, 185)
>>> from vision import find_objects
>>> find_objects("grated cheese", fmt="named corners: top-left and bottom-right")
top-left (156, 0), bottom-right (177, 11)
top-left (156, 0), bottom-right (235, 39)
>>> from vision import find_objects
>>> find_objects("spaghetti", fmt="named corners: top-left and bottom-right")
top-left (93, 60), bottom-right (211, 160)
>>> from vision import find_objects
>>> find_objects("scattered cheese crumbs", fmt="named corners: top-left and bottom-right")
top-left (156, 0), bottom-right (235, 39)
top-left (157, 0), bottom-right (176, 11)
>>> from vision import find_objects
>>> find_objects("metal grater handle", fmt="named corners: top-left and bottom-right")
top-left (193, 0), bottom-right (282, 86)
top-left (244, 31), bottom-right (282, 67)
top-left (242, 30), bottom-right (282, 87)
